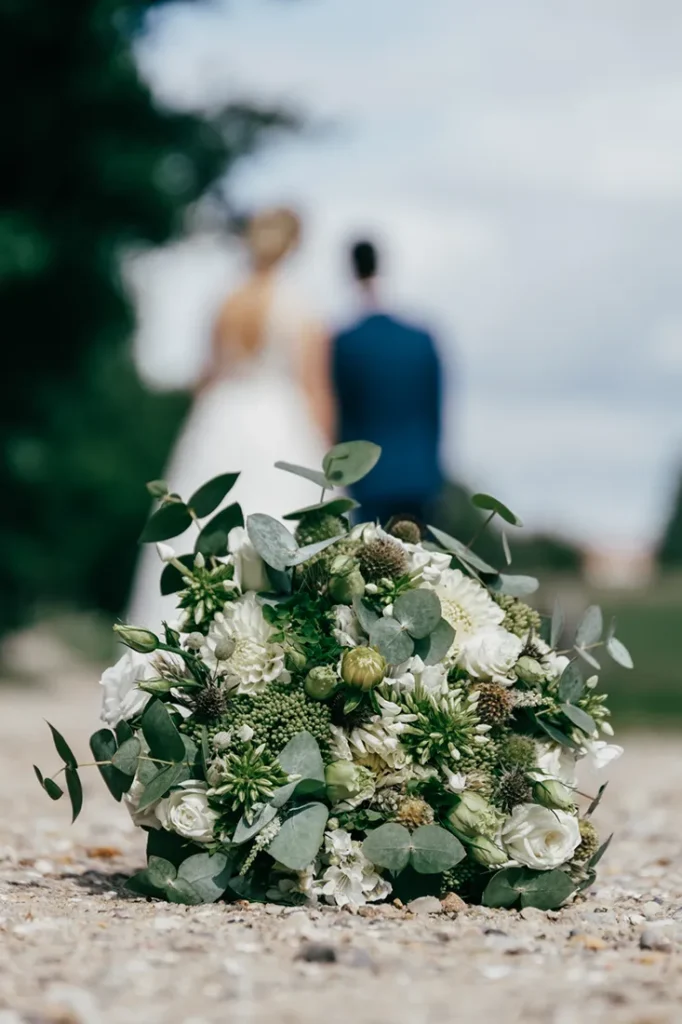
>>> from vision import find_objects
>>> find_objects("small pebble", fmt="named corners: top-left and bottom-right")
top-left (295, 942), bottom-right (337, 963)
top-left (639, 929), bottom-right (673, 952)
top-left (407, 896), bottom-right (443, 916)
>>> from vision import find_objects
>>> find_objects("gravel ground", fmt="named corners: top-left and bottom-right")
top-left (1, 664), bottom-right (681, 1024)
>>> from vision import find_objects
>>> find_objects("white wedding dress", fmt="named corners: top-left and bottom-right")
top-left (127, 277), bottom-right (328, 631)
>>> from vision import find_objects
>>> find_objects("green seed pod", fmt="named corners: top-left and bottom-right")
top-left (284, 645), bottom-right (308, 673)
top-left (340, 647), bottom-right (387, 691)
top-left (468, 835), bottom-right (508, 868)
top-left (446, 791), bottom-right (498, 838)
top-left (113, 624), bottom-right (159, 654)
top-left (329, 569), bottom-right (366, 604)
top-left (304, 665), bottom-right (339, 701)
top-left (515, 656), bottom-right (546, 685)
top-left (532, 777), bottom-right (574, 812)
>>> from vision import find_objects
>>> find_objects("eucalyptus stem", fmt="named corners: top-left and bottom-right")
top-left (467, 510), bottom-right (496, 550)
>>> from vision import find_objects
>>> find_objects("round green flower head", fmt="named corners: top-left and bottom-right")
top-left (305, 665), bottom-right (339, 701)
top-left (295, 511), bottom-right (346, 546)
top-left (341, 647), bottom-right (387, 690)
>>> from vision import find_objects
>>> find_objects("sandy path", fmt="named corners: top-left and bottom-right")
top-left (1, 667), bottom-right (681, 1024)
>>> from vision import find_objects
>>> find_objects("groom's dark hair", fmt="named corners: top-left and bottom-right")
top-left (351, 240), bottom-right (378, 281)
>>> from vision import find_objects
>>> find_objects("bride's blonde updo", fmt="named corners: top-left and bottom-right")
top-left (245, 207), bottom-right (301, 270)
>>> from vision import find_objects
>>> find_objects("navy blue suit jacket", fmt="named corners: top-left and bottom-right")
top-left (331, 312), bottom-right (443, 505)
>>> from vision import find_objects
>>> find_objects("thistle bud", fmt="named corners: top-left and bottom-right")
top-left (340, 647), bottom-right (386, 691)
top-left (446, 790), bottom-right (496, 838)
top-left (329, 569), bottom-right (366, 604)
top-left (113, 624), bottom-right (159, 654)
top-left (304, 665), bottom-right (338, 700)
top-left (515, 656), bottom-right (546, 685)
top-left (325, 760), bottom-right (375, 807)
top-left (532, 777), bottom-right (574, 811)
top-left (468, 835), bottom-right (508, 868)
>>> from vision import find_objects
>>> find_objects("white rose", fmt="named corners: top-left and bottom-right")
top-left (154, 781), bottom-right (218, 843)
top-left (501, 803), bottom-right (581, 870)
top-left (457, 626), bottom-right (524, 684)
top-left (99, 650), bottom-right (153, 727)
top-left (228, 526), bottom-right (271, 593)
top-left (582, 739), bottom-right (624, 771)
top-left (535, 741), bottom-right (577, 785)
top-left (123, 772), bottom-right (162, 830)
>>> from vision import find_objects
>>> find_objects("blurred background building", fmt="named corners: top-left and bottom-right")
top-left (1, 0), bottom-right (681, 725)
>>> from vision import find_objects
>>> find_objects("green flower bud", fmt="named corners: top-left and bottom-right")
top-left (113, 624), bottom-right (159, 654)
top-left (468, 835), bottom-right (508, 868)
top-left (532, 777), bottom-right (574, 811)
top-left (329, 569), bottom-right (366, 604)
top-left (137, 677), bottom-right (175, 696)
top-left (325, 760), bottom-right (375, 807)
top-left (304, 665), bottom-right (339, 700)
top-left (341, 647), bottom-right (386, 691)
top-left (285, 646), bottom-right (308, 673)
top-left (515, 656), bottom-right (546, 685)
top-left (214, 638), bottom-right (236, 661)
top-left (446, 791), bottom-right (500, 838)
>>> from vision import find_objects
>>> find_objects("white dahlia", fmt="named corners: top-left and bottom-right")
top-left (202, 592), bottom-right (290, 695)
top-left (431, 568), bottom-right (505, 658)
top-left (457, 626), bottom-right (524, 685)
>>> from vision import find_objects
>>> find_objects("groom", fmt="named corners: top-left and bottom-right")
top-left (331, 239), bottom-right (443, 525)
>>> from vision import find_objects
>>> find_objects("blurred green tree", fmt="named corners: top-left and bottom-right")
top-left (658, 471), bottom-right (682, 566)
top-left (0, 0), bottom-right (294, 635)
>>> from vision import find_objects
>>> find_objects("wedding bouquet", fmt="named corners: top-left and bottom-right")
top-left (34, 441), bottom-right (631, 911)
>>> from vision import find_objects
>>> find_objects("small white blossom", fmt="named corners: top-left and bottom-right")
top-left (581, 739), bottom-right (623, 771)
top-left (331, 605), bottom-right (367, 648)
top-left (236, 724), bottom-right (255, 743)
top-left (312, 829), bottom-right (392, 908)
top-left (156, 542), bottom-right (176, 563)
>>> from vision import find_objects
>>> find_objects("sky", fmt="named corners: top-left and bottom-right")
top-left (130, 0), bottom-right (682, 552)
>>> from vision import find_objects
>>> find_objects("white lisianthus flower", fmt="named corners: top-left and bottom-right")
top-left (155, 781), bottom-right (218, 843)
top-left (404, 544), bottom-right (451, 585)
top-left (501, 804), bottom-right (581, 870)
top-left (443, 768), bottom-right (468, 794)
top-left (535, 741), bottom-right (577, 786)
top-left (581, 739), bottom-right (624, 771)
top-left (386, 655), bottom-right (448, 696)
top-left (123, 772), bottom-right (162, 830)
top-left (331, 604), bottom-right (367, 648)
top-left (431, 568), bottom-right (505, 658)
top-left (99, 650), bottom-right (154, 727)
top-left (227, 526), bottom-right (271, 593)
top-left (312, 829), bottom-right (392, 908)
top-left (202, 592), bottom-right (290, 695)
top-left (336, 694), bottom-right (417, 771)
top-left (457, 626), bottom-right (524, 685)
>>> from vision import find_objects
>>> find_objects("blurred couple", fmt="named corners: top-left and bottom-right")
top-left (129, 206), bottom-right (443, 627)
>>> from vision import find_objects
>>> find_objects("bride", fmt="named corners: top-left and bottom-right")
top-left (127, 207), bottom-right (335, 630)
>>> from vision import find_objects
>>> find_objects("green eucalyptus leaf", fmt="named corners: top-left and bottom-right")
top-left (575, 605), bottom-right (603, 647)
top-left (287, 535), bottom-right (344, 567)
top-left (501, 531), bottom-right (512, 565)
top-left (111, 737), bottom-right (141, 776)
top-left (115, 721), bottom-right (134, 745)
top-left (283, 497), bottom-right (358, 521)
top-left (125, 869), bottom-right (167, 900)
top-left (410, 825), bottom-right (465, 874)
top-left (606, 635), bottom-right (634, 670)
top-left (65, 767), bottom-right (83, 822)
top-left (188, 473), bottom-right (240, 518)
top-left (482, 867), bottom-right (525, 908)
top-left (427, 525), bottom-right (498, 575)
top-left (274, 461), bottom-right (330, 490)
top-left (558, 662), bottom-right (584, 704)
top-left (247, 514), bottom-right (299, 571)
top-left (343, 691), bottom-right (365, 715)
top-left (517, 869), bottom-right (575, 910)
top-left (369, 617), bottom-right (414, 665)
top-left (471, 492), bottom-right (523, 526)
top-left (392, 589), bottom-right (442, 640)
top-left (146, 829), bottom-right (202, 868)
top-left (362, 822), bottom-right (412, 874)
top-left (34, 766), bottom-right (64, 801)
top-left (233, 802), bottom-right (279, 845)
top-left (164, 877), bottom-right (204, 905)
top-left (141, 701), bottom-right (186, 763)
top-left (353, 597), bottom-right (379, 634)
top-left (139, 502), bottom-right (192, 543)
top-left (146, 479), bottom-right (169, 499)
top-left (47, 722), bottom-right (77, 769)
top-left (412, 618), bottom-right (456, 666)
top-left (322, 440), bottom-right (381, 487)
top-left (560, 703), bottom-right (597, 736)
top-left (487, 573), bottom-right (539, 597)
top-left (195, 503), bottom-right (244, 557)
top-left (267, 802), bottom-right (329, 871)
top-left (176, 852), bottom-right (232, 903)
top-left (535, 717), bottom-right (579, 749)
top-left (90, 729), bottom-right (130, 800)
top-left (574, 646), bottom-right (601, 671)
top-left (586, 782), bottom-right (608, 817)
top-left (160, 554), bottom-right (195, 596)
top-left (551, 599), bottom-right (564, 649)
top-left (137, 762), bottom-right (191, 811)
top-left (276, 731), bottom-right (325, 784)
